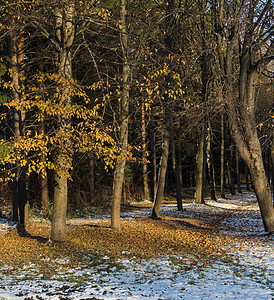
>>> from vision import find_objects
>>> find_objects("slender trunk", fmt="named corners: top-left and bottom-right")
top-left (41, 153), bottom-right (50, 215)
top-left (141, 97), bottom-right (150, 200)
top-left (89, 153), bottom-right (95, 204)
top-left (220, 112), bottom-right (225, 198)
top-left (236, 150), bottom-right (242, 193)
top-left (111, 0), bottom-right (130, 230)
top-left (195, 124), bottom-right (206, 204)
top-left (227, 142), bottom-right (236, 195)
top-left (151, 113), bottom-right (170, 218)
top-left (40, 122), bottom-right (50, 217)
top-left (149, 114), bottom-right (157, 199)
top-left (38, 45), bottom-right (50, 217)
top-left (207, 122), bottom-right (218, 201)
top-left (11, 25), bottom-right (27, 225)
top-left (170, 127), bottom-right (183, 211)
top-left (178, 140), bottom-right (183, 189)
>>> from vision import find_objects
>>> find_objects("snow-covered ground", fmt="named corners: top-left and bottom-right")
top-left (0, 192), bottom-right (273, 299)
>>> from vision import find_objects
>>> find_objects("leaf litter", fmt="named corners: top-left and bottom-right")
top-left (0, 192), bottom-right (273, 299)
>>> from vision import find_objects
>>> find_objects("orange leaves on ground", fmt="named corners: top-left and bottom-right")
top-left (1, 217), bottom-right (228, 263)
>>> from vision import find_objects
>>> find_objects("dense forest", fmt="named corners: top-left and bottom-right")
top-left (0, 0), bottom-right (273, 241)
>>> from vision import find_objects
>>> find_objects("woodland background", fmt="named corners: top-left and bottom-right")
top-left (0, 0), bottom-right (273, 241)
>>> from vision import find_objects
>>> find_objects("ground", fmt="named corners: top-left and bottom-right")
top-left (0, 192), bottom-right (273, 299)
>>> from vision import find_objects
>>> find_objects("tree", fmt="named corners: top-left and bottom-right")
top-left (50, 0), bottom-right (76, 241)
top-left (218, 0), bottom-right (274, 232)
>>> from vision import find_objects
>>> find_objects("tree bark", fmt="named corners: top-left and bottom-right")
top-left (111, 0), bottom-right (130, 230)
top-left (89, 153), bottom-right (95, 204)
top-left (141, 96), bottom-right (150, 200)
top-left (207, 122), bottom-right (218, 201)
top-left (220, 112), bottom-right (225, 198)
top-left (170, 125), bottom-right (183, 211)
top-left (151, 112), bottom-right (171, 218)
top-left (227, 142), bottom-right (236, 195)
top-left (149, 114), bottom-right (157, 199)
top-left (195, 123), bottom-right (206, 204)
top-left (236, 150), bottom-right (242, 193)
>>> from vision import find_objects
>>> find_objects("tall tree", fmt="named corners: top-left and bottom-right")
top-left (111, 0), bottom-right (130, 230)
top-left (218, 0), bottom-right (274, 232)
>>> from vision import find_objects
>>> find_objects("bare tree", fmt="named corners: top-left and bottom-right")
top-left (218, 0), bottom-right (274, 232)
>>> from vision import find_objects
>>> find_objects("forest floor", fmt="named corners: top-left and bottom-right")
top-left (0, 192), bottom-right (273, 299)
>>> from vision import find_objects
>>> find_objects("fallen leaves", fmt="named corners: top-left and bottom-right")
top-left (0, 214), bottom-right (232, 281)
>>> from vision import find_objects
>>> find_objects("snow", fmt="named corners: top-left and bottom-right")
top-left (0, 192), bottom-right (273, 299)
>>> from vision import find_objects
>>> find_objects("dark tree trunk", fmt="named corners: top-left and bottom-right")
top-left (227, 143), bottom-right (236, 195)
top-left (170, 127), bottom-right (183, 211)
top-left (149, 114), bottom-right (157, 199)
top-left (207, 122), bottom-right (218, 201)
top-left (11, 23), bottom-right (27, 226)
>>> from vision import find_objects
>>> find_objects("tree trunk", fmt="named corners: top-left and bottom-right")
top-left (226, 142), bottom-right (236, 196)
top-left (224, 26), bottom-right (274, 232)
top-left (248, 153), bottom-right (274, 232)
top-left (51, 2), bottom-right (75, 241)
top-left (195, 124), bottom-right (206, 204)
top-left (170, 127), bottom-right (183, 211)
top-left (149, 114), bottom-right (157, 199)
top-left (141, 96), bottom-right (150, 200)
top-left (207, 122), bottom-right (218, 201)
top-left (89, 153), bottom-right (95, 204)
top-left (11, 24), bottom-right (27, 225)
top-left (40, 124), bottom-right (50, 217)
top-left (151, 113), bottom-right (170, 218)
top-left (220, 112), bottom-right (225, 198)
top-left (51, 157), bottom-right (68, 241)
top-left (38, 44), bottom-right (50, 217)
top-left (236, 150), bottom-right (242, 193)
top-left (111, 0), bottom-right (130, 230)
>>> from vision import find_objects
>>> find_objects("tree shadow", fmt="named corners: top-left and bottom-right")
top-left (16, 223), bottom-right (49, 243)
